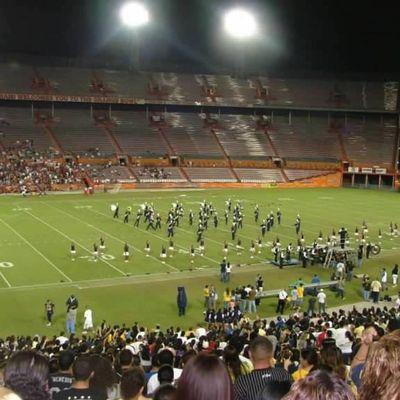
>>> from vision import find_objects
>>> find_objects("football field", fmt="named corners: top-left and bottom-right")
top-left (0, 187), bottom-right (399, 336)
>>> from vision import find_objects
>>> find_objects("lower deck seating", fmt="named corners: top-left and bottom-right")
top-left (284, 169), bottom-right (330, 181)
top-left (184, 167), bottom-right (237, 182)
top-left (83, 165), bottom-right (135, 183)
top-left (132, 167), bottom-right (186, 183)
top-left (234, 168), bottom-right (284, 183)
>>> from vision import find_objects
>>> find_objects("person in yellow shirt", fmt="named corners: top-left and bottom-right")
top-left (292, 349), bottom-right (318, 381)
top-left (297, 284), bottom-right (304, 307)
top-left (203, 285), bottom-right (210, 308)
top-left (223, 288), bottom-right (232, 309)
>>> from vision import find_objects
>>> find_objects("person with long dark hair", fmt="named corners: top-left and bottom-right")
top-left (174, 353), bottom-right (233, 400)
top-left (4, 351), bottom-right (50, 400)
top-left (89, 355), bottom-right (119, 400)
top-left (223, 345), bottom-right (252, 383)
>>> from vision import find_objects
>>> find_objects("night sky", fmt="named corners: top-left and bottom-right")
top-left (0, 0), bottom-right (398, 75)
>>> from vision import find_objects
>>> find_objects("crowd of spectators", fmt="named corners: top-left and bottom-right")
top-left (0, 303), bottom-right (399, 400)
top-left (0, 141), bottom-right (84, 193)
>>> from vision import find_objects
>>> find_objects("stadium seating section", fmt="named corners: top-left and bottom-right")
top-left (0, 62), bottom-right (398, 191)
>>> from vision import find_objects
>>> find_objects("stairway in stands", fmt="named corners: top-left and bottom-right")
top-left (264, 127), bottom-right (289, 182)
top-left (158, 127), bottom-right (190, 182)
top-left (209, 128), bottom-right (240, 182)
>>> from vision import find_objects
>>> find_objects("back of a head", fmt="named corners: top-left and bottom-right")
top-left (282, 370), bottom-right (355, 400)
top-left (359, 329), bottom-right (400, 400)
top-left (153, 384), bottom-right (176, 400)
top-left (257, 381), bottom-right (292, 400)
top-left (120, 349), bottom-right (134, 368)
top-left (72, 356), bottom-right (92, 382)
top-left (158, 364), bottom-right (174, 385)
top-left (158, 349), bottom-right (174, 366)
top-left (58, 351), bottom-right (74, 371)
top-left (175, 353), bottom-right (232, 400)
top-left (249, 336), bottom-right (273, 363)
top-left (89, 355), bottom-right (115, 391)
top-left (120, 368), bottom-right (145, 400)
top-left (4, 351), bottom-right (49, 400)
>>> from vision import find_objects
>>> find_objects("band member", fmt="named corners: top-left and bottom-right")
top-left (160, 245), bottom-right (167, 261)
top-left (254, 205), bottom-right (259, 223)
top-left (257, 238), bottom-right (262, 254)
top-left (144, 240), bottom-right (151, 256)
top-left (295, 217), bottom-right (301, 235)
top-left (199, 238), bottom-right (205, 256)
top-left (113, 203), bottom-right (119, 218)
top-left (168, 239), bottom-right (174, 257)
top-left (250, 241), bottom-right (256, 259)
top-left (190, 245), bottom-right (195, 263)
top-left (236, 238), bottom-right (243, 255)
top-left (70, 243), bottom-right (76, 261)
top-left (123, 207), bottom-right (131, 224)
top-left (277, 208), bottom-right (282, 225)
top-left (93, 243), bottom-right (99, 262)
top-left (99, 237), bottom-right (106, 254)
top-left (123, 243), bottom-right (130, 262)
top-left (223, 241), bottom-right (229, 255)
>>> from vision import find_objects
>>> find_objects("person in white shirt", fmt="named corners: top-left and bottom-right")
top-left (276, 289), bottom-right (288, 314)
top-left (381, 268), bottom-right (388, 291)
top-left (317, 289), bottom-right (327, 314)
top-left (147, 349), bottom-right (182, 395)
top-left (83, 306), bottom-right (93, 331)
top-left (195, 324), bottom-right (207, 338)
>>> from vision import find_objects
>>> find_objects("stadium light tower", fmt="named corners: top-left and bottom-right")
top-left (223, 8), bottom-right (258, 39)
top-left (120, 2), bottom-right (150, 70)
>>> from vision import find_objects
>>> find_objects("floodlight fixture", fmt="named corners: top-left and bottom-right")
top-left (120, 2), bottom-right (150, 28)
top-left (223, 8), bottom-right (257, 39)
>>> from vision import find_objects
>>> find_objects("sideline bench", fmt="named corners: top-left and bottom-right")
top-left (256, 280), bottom-right (340, 299)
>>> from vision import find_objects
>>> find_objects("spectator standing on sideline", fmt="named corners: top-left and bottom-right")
top-left (317, 289), bottom-right (327, 314)
top-left (381, 268), bottom-right (388, 291)
top-left (362, 276), bottom-right (371, 301)
top-left (392, 264), bottom-right (398, 286)
top-left (370, 278), bottom-right (382, 303)
top-left (45, 299), bottom-right (55, 326)
top-left (83, 306), bottom-right (93, 332)
top-left (276, 289), bottom-right (288, 314)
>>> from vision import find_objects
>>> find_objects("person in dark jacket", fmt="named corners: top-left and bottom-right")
top-left (177, 287), bottom-right (187, 316)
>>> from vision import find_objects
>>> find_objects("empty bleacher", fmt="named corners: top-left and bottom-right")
top-left (0, 107), bottom-right (52, 151)
top-left (339, 115), bottom-right (397, 169)
top-left (111, 111), bottom-right (168, 156)
top-left (184, 167), bottom-right (237, 182)
top-left (82, 165), bottom-right (136, 183)
top-left (164, 113), bottom-right (224, 158)
top-left (284, 169), bottom-right (329, 181)
top-left (52, 109), bottom-right (114, 156)
top-left (234, 168), bottom-right (284, 183)
top-left (214, 115), bottom-right (275, 158)
top-left (268, 114), bottom-right (341, 160)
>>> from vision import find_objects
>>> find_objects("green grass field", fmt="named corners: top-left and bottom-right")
top-left (0, 187), bottom-right (399, 336)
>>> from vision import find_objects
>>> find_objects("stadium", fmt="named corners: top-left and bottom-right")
top-left (0, 1), bottom-right (399, 400)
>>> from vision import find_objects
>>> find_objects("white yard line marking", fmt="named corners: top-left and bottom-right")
top-left (0, 217), bottom-right (73, 282)
top-left (25, 211), bottom-right (126, 277)
top-left (0, 271), bottom-right (11, 287)
top-left (44, 203), bottom-right (179, 272)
